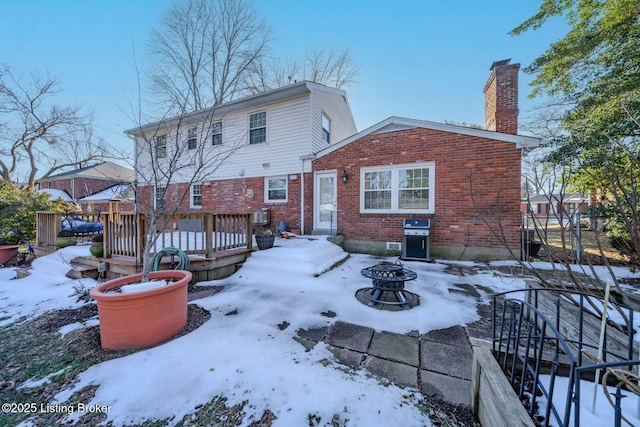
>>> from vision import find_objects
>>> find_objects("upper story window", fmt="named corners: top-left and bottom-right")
top-left (249, 111), bottom-right (267, 144)
top-left (361, 162), bottom-right (435, 214)
top-left (190, 183), bottom-right (203, 208)
top-left (187, 127), bottom-right (198, 150)
top-left (322, 114), bottom-right (331, 144)
top-left (156, 135), bottom-right (167, 159)
top-left (211, 122), bottom-right (222, 145)
top-left (265, 176), bottom-right (287, 203)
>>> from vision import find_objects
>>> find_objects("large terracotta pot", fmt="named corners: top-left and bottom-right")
top-left (0, 245), bottom-right (19, 264)
top-left (90, 270), bottom-right (192, 350)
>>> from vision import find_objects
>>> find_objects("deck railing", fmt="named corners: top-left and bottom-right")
top-left (36, 211), bottom-right (253, 261)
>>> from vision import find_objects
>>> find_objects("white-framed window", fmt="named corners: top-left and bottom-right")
top-left (249, 111), bottom-right (267, 144)
top-left (156, 134), bottom-right (167, 159)
top-left (360, 162), bottom-right (435, 213)
top-left (155, 186), bottom-right (166, 211)
top-left (265, 176), bottom-right (287, 203)
top-left (322, 114), bottom-right (331, 144)
top-left (187, 127), bottom-right (198, 150)
top-left (211, 121), bottom-right (222, 145)
top-left (190, 183), bottom-right (203, 208)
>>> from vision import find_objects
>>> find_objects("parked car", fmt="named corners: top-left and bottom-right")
top-left (61, 216), bottom-right (104, 234)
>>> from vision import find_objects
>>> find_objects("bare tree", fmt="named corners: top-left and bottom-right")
top-left (519, 99), bottom-right (570, 197)
top-left (126, 52), bottom-right (245, 281)
top-left (127, 108), bottom-right (243, 281)
top-left (36, 127), bottom-right (115, 179)
top-left (244, 48), bottom-right (360, 95)
top-left (148, 0), bottom-right (360, 110)
top-left (300, 49), bottom-right (360, 90)
top-left (147, 0), bottom-right (271, 112)
top-left (0, 66), bottom-right (111, 187)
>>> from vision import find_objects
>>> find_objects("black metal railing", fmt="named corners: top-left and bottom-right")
top-left (492, 287), bottom-right (640, 426)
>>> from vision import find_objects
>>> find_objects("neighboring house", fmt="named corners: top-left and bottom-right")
top-left (131, 60), bottom-right (540, 260)
top-left (38, 188), bottom-right (73, 203)
top-left (78, 184), bottom-right (135, 212)
top-left (126, 81), bottom-right (358, 232)
top-left (308, 60), bottom-right (540, 259)
top-left (521, 193), bottom-right (589, 219)
top-left (36, 162), bottom-right (135, 205)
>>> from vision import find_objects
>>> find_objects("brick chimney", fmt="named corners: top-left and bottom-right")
top-left (483, 59), bottom-right (520, 135)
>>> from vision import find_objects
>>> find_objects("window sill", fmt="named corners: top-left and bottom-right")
top-left (359, 210), bottom-right (434, 215)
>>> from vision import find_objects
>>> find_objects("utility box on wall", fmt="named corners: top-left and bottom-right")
top-left (253, 208), bottom-right (270, 225)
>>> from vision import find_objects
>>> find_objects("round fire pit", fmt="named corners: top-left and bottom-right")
top-left (359, 261), bottom-right (418, 310)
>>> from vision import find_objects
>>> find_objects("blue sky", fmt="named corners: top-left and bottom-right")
top-left (1, 1), bottom-right (567, 155)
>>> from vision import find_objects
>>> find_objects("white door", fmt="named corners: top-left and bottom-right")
top-left (315, 171), bottom-right (337, 231)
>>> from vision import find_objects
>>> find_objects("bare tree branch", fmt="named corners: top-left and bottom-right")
top-left (0, 65), bottom-right (112, 187)
top-left (148, 0), bottom-right (271, 112)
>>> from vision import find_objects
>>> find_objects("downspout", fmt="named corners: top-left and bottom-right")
top-left (128, 132), bottom-right (141, 266)
top-left (299, 154), bottom-right (316, 234)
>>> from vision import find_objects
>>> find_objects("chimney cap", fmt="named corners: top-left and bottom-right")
top-left (490, 59), bottom-right (511, 70)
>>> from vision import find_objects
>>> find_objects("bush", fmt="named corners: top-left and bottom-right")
top-left (0, 181), bottom-right (66, 244)
top-left (604, 209), bottom-right (639, 265)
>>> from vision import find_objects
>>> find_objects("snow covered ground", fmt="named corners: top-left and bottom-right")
top-left (1, 236), bottom-right (639, 426)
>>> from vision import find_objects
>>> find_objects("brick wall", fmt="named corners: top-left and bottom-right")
top-left (312, 127), bottom-right (523, 253)
top-left (140, 176), bottom-right (304, 233)
top-left (484, 61), bottom-right (520, 135)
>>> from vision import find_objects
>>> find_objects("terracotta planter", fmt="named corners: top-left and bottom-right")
top-left (90, 270), bottom-right (192, 350)
top-left (0, 245), bottom-right (19, 264)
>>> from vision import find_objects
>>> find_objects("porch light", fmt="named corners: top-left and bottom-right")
top-left (342, 170), bottom-right (349, 183)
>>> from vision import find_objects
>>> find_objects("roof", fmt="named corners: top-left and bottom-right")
top-left (38, 188), bottom-right (73, 202)
top-left (315, 116), bottom-right (541, 158)
top-left (79, 184), bottom-right (134, 202)
top-left (36, 162), bottom-right (134, 183)
top-left (125, 81), bottom-right (350, 137)
top-left (525, 193), bottom-right (588, 203)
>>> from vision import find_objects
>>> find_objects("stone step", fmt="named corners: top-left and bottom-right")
top-left (15, 267), bottom-right (31, 279)
top-left (67, 262), bottom-right (99, 280)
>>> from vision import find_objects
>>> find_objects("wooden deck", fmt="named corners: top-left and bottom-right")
top-left (34, 210), bottom-right (255, 283)
top-left (35, 245), bottom-right (252, 283)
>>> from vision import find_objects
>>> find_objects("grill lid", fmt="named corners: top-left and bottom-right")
top-left (403, 219), bottom-right (430, 229)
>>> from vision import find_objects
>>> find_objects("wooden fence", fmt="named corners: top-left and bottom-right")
top-left (37, 211), bottom-right (253, 262)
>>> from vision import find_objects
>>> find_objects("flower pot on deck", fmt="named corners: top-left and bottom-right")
top-left (89, 242), bottom-right (104, 258)
top-left (54, 236), bottom-right (77, 249)
top-left (255, 234), bottom-right (275, 250)
top-left (89, 270), bottom-right (191, 350)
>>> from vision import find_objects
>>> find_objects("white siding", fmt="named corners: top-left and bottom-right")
top-left (309, 88), bottom-right (357, 153)
top-left (209, 94), bottom-right (311, 179)
top-left (134, 83), bottom-right (357, 184)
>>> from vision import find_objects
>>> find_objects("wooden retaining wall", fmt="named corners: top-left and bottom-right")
top-left (471, 339), bottom-right (535, 427)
